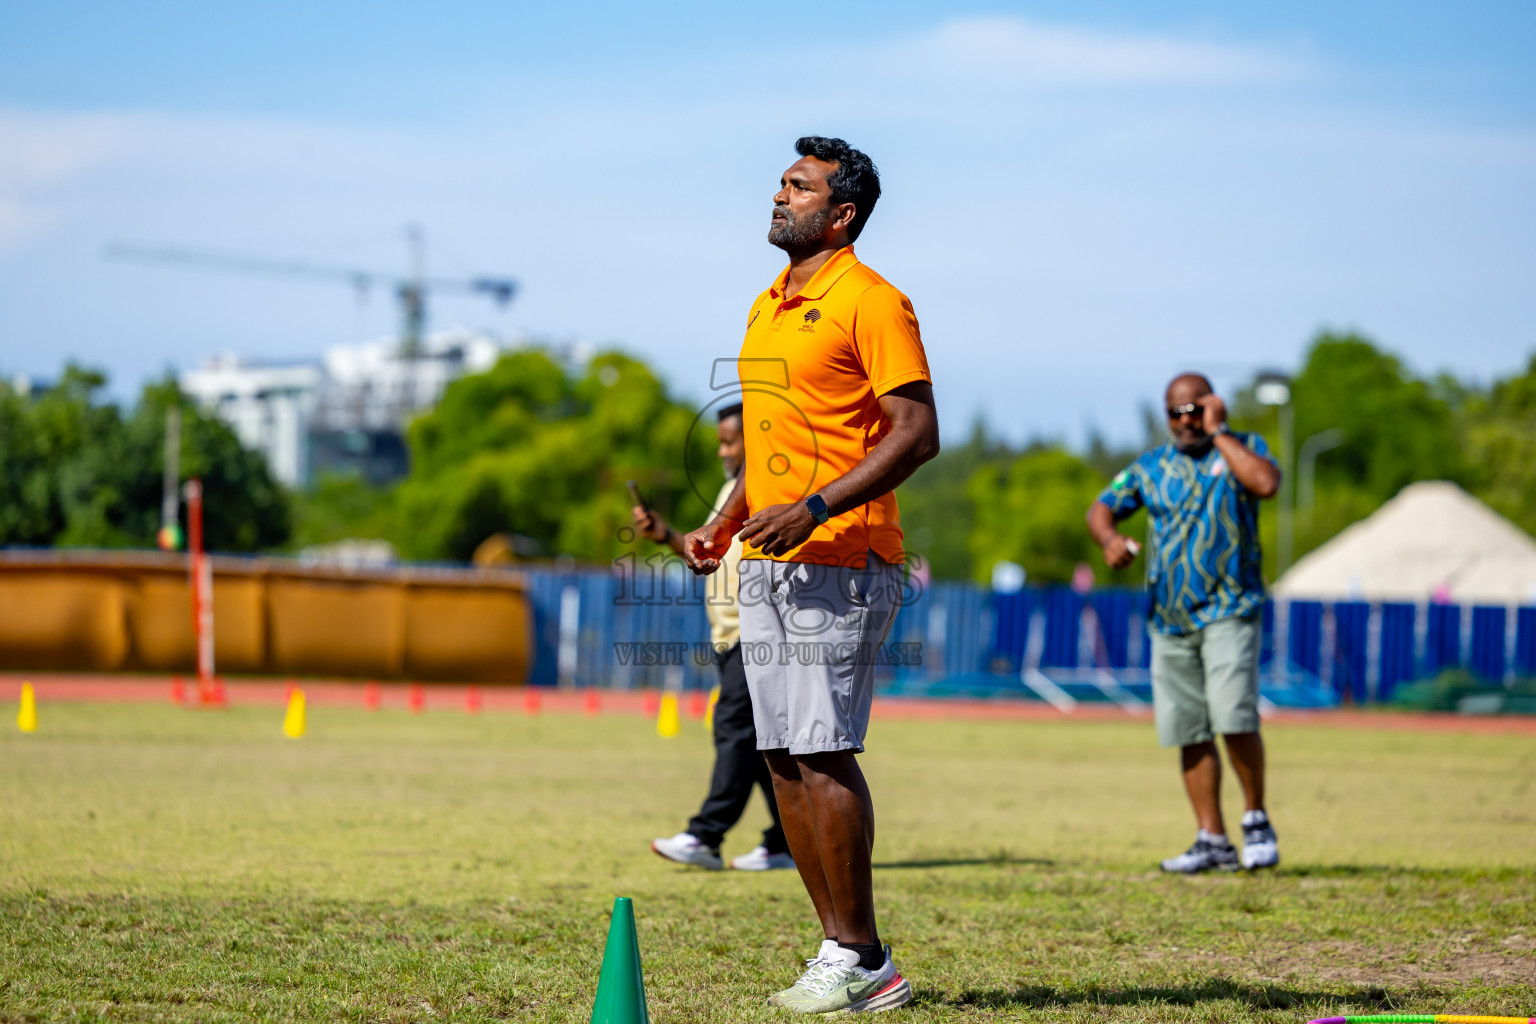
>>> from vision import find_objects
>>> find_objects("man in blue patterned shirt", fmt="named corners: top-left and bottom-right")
top-left (1087, 373), bottom-right (1283, 873)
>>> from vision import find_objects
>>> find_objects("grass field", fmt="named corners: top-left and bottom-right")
top-left (2, 701), bottom-right (1533, 1022)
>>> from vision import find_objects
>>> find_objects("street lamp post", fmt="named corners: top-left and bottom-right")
top-left (1298, 428), bottom-right (1345, 533)
top-left (1254, 374), bottom-right (1294, 576)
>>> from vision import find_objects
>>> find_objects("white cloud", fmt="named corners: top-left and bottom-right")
top-left (0, 109), bottom-right (142, 255)
top-left (0, 109), bottom-right (138, 186)
top-left (873, 16), bottom-right (1313, 88)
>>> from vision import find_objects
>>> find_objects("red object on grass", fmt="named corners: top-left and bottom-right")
top-left (408, 682), bottom-right (426, 714)
top-left (523, 687), bottom-right (541, 715)
top-left (641, 689), bottom-right (660, 718)
top-left (583, 688), bottom-right (601, 716)
top-left (363, 680), bottom-right (382, 711)
top-left (170, 676), bottom-right (185, 705)
top-left (465, 685), bottom-right (482, 715)
top-left (687, 690), bottom-right (707, 719)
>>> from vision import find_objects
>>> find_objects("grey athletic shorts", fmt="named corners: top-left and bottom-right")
top-left (1149, 615), bottom-right (1262, 748)
top-left (737, 551), bottom-right (903, 755)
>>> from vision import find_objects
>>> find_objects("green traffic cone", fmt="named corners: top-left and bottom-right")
top-left (591, 896), bottom-right (650, 1024)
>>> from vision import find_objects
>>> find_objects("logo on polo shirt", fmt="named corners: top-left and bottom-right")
top-left (799, 308), bottom-right (821, 332)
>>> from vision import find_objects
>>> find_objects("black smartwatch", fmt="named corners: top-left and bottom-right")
top-left (804, 493), bottom-right (830, 525)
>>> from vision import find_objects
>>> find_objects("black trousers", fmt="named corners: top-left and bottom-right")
top-left (686, 642), bottom-right (788, 853)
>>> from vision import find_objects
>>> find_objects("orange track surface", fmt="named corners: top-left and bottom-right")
top-left (5, 673), bottom-right (1535, 735)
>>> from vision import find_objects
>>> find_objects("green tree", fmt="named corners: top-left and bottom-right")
top-left (0, 366), bottom-right (113, 544)
top-left (968, 447), bottom-right (1144, 586)
top-left (1236, 333), bottom-right (1467, 502)
top-left (391, 349), bottom-right (715, 562)
top-left (1229, 332), bottom-right (1471, 576)
top-left (896, 419), bottom-right (1013, 580)
top-left (290, 474), bottom-right (397, 550)
top-left (1464, 353), bottom-right (1536, 537)
top-left (0, 367), bottom-right (289, 551)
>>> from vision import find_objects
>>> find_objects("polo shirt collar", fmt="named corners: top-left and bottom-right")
top-left (769, 245), bottom-right (860, 302)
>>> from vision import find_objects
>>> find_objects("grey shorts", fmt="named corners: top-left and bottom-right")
top-left (737, 552), bottom-right (903, 755)
top-left (1150, 616), bottom-right (1262, 748)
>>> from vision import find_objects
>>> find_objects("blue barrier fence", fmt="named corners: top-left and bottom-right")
top-left (522, 565), bottom-right (1536, 707)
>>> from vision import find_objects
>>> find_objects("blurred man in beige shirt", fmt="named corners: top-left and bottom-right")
top-left (634, 402), bottom-right (791, 871)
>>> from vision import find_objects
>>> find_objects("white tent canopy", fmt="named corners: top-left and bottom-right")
top-left (1273, 481), bottom-right (1536, 606)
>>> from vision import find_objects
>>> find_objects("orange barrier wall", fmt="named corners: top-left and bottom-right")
top-left (0, 552), bottom-right (530, 683)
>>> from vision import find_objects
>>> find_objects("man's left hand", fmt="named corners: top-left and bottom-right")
top-left (1200, 393), bottom-right (1228, 436)
top-left (739, 501), bottom-right (818, 557)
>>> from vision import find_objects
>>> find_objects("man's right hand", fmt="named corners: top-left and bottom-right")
top-left (1101, 534), bottom-right (1138, 569)
top-left (632, 506), bottom-right (670, 543)
top-left (682, 519), bottom-right (736, 575)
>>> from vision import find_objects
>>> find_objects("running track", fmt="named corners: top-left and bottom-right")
top-left (6, 673), bottom-right (1535, 736)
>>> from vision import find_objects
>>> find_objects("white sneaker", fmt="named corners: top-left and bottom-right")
top-left (730, 845), bottom-right (795, 871)
top-left (768, 939), bottom-right (841, 1007)
top-left (650, 832), bottom-right (723, 870)
top-left (772, 943), bottom-right (911, 1014)
top-left (1240, 810), bottom-right (1279, 870)
top-left (1160, 830), bottom-right (1240, 873)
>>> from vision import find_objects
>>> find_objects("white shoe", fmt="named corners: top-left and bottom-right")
top-left (650, 832), bottom-right (723, 870)
top-left (1240, 810), bottom-right (1280, 870)
top-left (1160, 830), bottom-right (1240, 873)
top-left (768, 939), bottom-right (842, 1006)
top-left (771, 943), bottom-right (911, 1014)
top-left (730, 845), bottom-right (795, 871)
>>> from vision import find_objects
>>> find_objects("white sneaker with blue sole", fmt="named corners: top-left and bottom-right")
top-left (1160, 830), bottom-right (1240, 873)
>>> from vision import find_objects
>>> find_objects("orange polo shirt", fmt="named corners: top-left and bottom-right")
top-left (737, 245), bottom-right (931, 567)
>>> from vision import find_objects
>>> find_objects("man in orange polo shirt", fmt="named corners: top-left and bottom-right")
top-left (684, 136), bottom-right (940, 1015)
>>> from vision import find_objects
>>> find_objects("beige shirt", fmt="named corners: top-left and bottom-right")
top-left (704, 475), bottom-right (745, 649)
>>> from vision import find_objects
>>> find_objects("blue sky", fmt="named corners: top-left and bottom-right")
top-left (2, 2), bottom-right (1533, 445)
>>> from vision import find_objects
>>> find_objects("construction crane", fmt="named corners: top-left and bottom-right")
top-left (105, 226), bottom-right (516, 360)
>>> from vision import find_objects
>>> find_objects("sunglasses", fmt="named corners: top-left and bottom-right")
top-left (1166, 403), bottom-right (1203, 420)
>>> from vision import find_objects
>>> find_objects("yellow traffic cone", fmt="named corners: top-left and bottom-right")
top-left (282, 688), bottom-right (306, 739)
top-left (656, 692), bottom-right (679, 738)
top-left (17, 682), bottom-right (37, 733)
top-left (702, 685), bottom-right (721, 730)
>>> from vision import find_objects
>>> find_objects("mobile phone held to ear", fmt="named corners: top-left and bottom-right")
top-left (626, 479), bottom-right (648, 513)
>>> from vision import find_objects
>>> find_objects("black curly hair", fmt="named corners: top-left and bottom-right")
top-left (794, 136), bottom-right (881, 242)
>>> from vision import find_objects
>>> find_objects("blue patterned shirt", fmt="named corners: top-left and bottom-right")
top-left (1097, 434), bottom-right (1276, 635)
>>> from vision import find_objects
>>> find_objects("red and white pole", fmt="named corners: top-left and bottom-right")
top-left (185, 479), bottom-right (218, 705)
